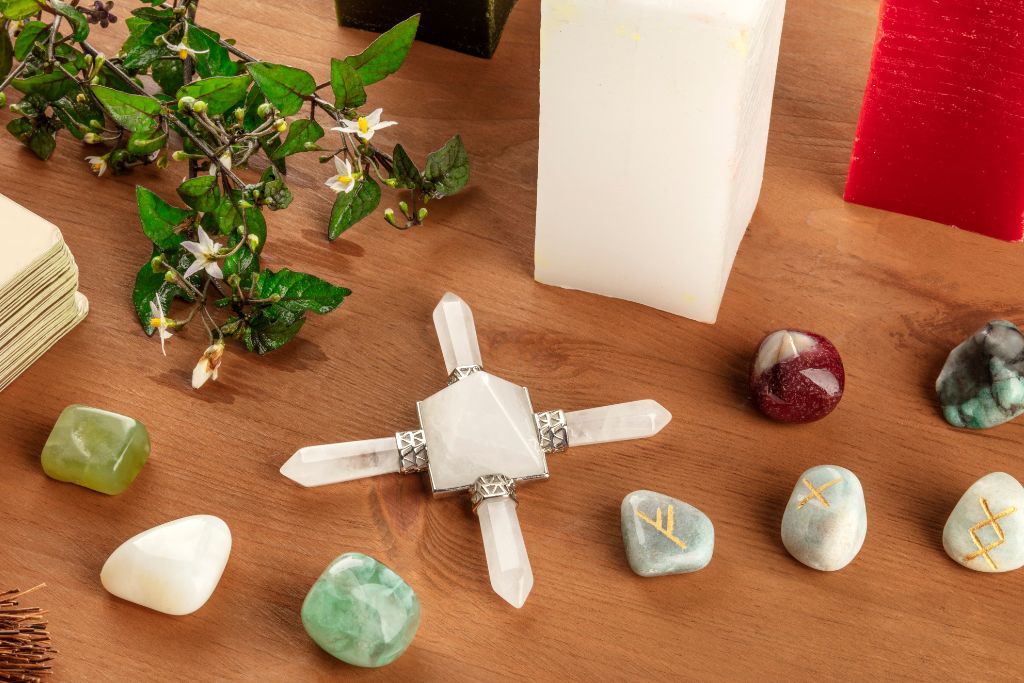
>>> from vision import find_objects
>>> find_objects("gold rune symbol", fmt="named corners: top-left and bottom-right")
top-left (636, 506), bottom-right (687, 551)
top-left (797, 478), bottom-right (841, 509)
top-left (964, 497), bottom-right (1017, 570)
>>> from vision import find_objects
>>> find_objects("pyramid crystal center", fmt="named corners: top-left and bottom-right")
top-left (417, 371), bottom-right (547, 493)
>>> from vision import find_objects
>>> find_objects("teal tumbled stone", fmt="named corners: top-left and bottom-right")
top-left (40, 404), bottom-right (150, 495)
top-left (937, 321), bottom-right (1024, 429)
top-left (301, 553), bottom-right (420, 668)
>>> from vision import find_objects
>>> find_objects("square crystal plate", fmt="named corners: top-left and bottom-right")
top-left (417, 371), bottom-right (549, 495)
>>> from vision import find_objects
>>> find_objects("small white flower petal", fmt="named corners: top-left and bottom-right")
top-left (205, 261), bottom-right (223, 280)
top-left (180, 240), bottom-right (204, 258)
top-left (182, 259), bottom-right (205, 279)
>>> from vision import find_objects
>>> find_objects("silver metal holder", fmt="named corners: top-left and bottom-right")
top-left (470, 474), bottom-right (518, 511)
top-left (396, 430), bottom-right (429, 474)
top-left (447, 364), bottom-right (483, 385)
top-left (534, 410), bottom-right (568, 454)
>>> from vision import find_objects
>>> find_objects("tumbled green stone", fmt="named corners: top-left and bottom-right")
top-left (301, 553), bottom-right (420, 668)
top-left (40, 404), bottom-right (150, 495)
top-left (937, 321), bottom-right (1024, 429)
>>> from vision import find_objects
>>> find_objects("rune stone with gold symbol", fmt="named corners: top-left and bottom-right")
top-left (281, 293), bottom-right (672, 607)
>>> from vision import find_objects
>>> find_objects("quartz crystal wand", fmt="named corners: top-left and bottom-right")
top-left (281, 293), bottom-right (672, 608)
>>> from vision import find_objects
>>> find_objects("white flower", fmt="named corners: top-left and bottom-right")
top-left (332, 108), bottom-right (397, 141)
top-left (324, 157), bottom-right (360, 194)
top-left (85, 155), bottom-right (108, 177)
top-left (161, 34), bottom-right (210, 61)
top-left (208, 151), bottom-right (232, 176)
top-left (148, 298), bottom-right (173, 356)
top-left (180, 227), bottom-right (224, 280)
top-left (191, 340), bottom-right (224, 389)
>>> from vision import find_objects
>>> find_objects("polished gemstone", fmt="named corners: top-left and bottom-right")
top-left (943, 472), bottom-right (1024, 573)
top-left (750, 330), bottom-right (844, 423)
top-left (781, 465), bottom-right (866, 571)
top-left (565, 400), bottom-right (672, 446)
top-left (621, 490), bottom-right (713, 577)
top-left (100, 515), bottom-right (232, 615)
top-left (40, 404), bottom-right (150, 495)
top-left (301, 553), bottom-right (420, 668)
top-left (418, 371), bottom-right (546, 493)
top-left (477, 496), bottom-right (533, 608)
top-left (937, 321), bottom-right (1024, 429)
top-left (433, 292), bottom-right (483, 375)
top-left (281, 437), bottom-right (400, 487)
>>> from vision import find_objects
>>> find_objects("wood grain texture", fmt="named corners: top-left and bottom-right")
top-left (1, 1), bottom-right (1022, 680)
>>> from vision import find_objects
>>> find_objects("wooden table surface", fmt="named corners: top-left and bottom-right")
top-left (2, 0), bottom-right (1023, 680)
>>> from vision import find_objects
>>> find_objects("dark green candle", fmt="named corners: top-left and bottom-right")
top-left (335, 0), bottom-right (517, 58)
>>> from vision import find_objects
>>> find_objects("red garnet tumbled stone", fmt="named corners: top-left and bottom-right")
top-left (749, 330), bottom-right (845, 424)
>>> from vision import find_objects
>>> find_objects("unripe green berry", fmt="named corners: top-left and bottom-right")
top-left (164, 271), bottom-right (177, 283)
top-left (257, 102), bottom-right (273, 117)
top-left (191, 100), bottom-right (208, 114)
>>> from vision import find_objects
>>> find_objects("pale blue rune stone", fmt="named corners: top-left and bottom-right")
top-left (781, 465), bottom-right (866, 571)
top-left (943, 472), bottom-right (1024, 573)
top-left (620, 490), bottom-right (713, 577)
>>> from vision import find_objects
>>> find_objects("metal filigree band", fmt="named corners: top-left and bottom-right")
top-left (470, 474), bottom-right (518, 510)
top-left (447, 364), bottom-right (483, 385)
top-left (396, 430), bottom-right (429, 474)
top-left (535, 410), bottom-right (568, 454)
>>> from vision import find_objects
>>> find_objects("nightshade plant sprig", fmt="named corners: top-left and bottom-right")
top-left (0, 0), bottom-right (470, 388)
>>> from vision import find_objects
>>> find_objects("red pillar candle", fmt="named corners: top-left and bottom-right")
top-left (845, 1), bottom-right (1024, 242)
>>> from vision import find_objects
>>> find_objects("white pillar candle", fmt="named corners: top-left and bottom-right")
top-left (534, 0), bottom-right (786, 323)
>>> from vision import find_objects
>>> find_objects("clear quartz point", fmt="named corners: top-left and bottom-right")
top-left (280, 437), bottom-right (400, 487)
top-left (476, 496), bottom-right (534, 608)
top-left (433, 292), bottom-right (483, 375)
top-left (564, 399), bottom-right (672, 446)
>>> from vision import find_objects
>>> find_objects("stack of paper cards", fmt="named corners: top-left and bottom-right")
top-left (0, 194), bottom-right (88, 392)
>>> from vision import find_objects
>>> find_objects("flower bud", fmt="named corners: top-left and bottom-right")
top-left (9, 103), bottom-right (22, 115)
top-left (76, 93), bottom-right (88, 104)
top-left (234, 108), bottom-right (245, 123)
top-left (384, 208), bottom-right (398, 226)
top-left (89, 119), bottom-right (103, 130)
top-left (164, 271), bottom-right (177, 283)
top-left (246, 234), bottom-right (260, 251)
top-left (150, 255), bottom-right (165, 273)
top-left (236, 199), bottom-right (253, 209)
top-left (274, 118), bottom-right (288, 133)
top-left (172, 150), bottom-right (189, 162)
top-left (417, 207), bottom-right (428, 222)
top-left (398, 201), bottom-right (410, 217)
top-left (83, 132), bottom-right (102, 144)
top-left (384, 177), bottom-right (398, 188)
top-left (257, 102), bottom-right (273, 117)
top-left (0, 93), bottom-right (6, 109)
top-left (227, 274), bottom-right (241, 288)
top-left (191, 100), bottom-right (208, 114)
top-left (177, 96), bottom-right (196, 112)
top-left (303, 142), bottom-right (318, 151)
top-left (89, 75), bottom-right (100, 85)
top-left (269, 294), bottom-right (282, 303)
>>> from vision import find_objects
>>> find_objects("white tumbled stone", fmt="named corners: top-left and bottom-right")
top-left (943, 472), bottom-right (1024, 573)
top-left (100, 515), bottom-right (232, 615)
top-left (781, 465), bottom-right (866, 571)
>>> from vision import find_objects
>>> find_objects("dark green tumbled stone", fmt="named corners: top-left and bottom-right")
top-left (937, 320), bottom-right (1024, 429)
top-left (335, 0), bottom-right (517, 58)
top-left (301, 553), bottom-right (420, 668)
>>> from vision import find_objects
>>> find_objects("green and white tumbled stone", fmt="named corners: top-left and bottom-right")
top-left (40, 404), bottom-right (150, 495)
top-left (781, 465), bottom-right (866, 571)
top-left (301, 553), bottom-right (420, 668)
top-left (937, 320), bottom-right (1024, 429)
top-left (943, 472), bottom-right (1024, 573)
top-left (620, 490), bottom-right (713, 577)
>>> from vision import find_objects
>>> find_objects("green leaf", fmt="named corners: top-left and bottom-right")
top-left (52, 94), bottom-right (103, 140)
top-left (242, 309), bottom-right (305, 354)
top-left (271, 119), bottom-right (323, 160)
top-left (92, 85), bottom-right (162, 134)
top-left (50, 0), bottom-right (88, 41)
top-left (7, 116), bottom-right (56, 160)
top-left (223, 240), bottom-right (259, 286)
top-left (258, 168), bottom-right (293, 210)
top-left (121, 20), bottom-right (168, 71)
top-left (329, 57), bottom-right (366, 109)
top-left (187, 25), bottom-right (237, 78)
top-left (0, 0), bottom-right (42, 20)
top-left (14, 20), bottom-right (46, 60)
top-left (176, 75), bottom-right (251, 115)
top-left (13, 71), bottom-right (76, 100)
top-left (343, 14), bottom-right (419, 86)
top-left (328, 177), bottom-right (380, 240)
top-left (391, 144), bottom-right (422, 190)
top-left (424, 134), bottom-right (470, 198)
top-left (150, 57), bottom-right (184, 95)
top-left (177, 175), bottom-right (221, 213)
top-left (126, 129), bottom-right (167, 154)
top-left (239, 204), bottom-right (267, 252)
top-left (246, 61), bottom-right (315, 117)
top-left (132, 248), bottom-right (197, 335)
top-left (250, 268), bottom-right (351, 315)
top-left (136, 186), bottom-right (195, 250)
top-left (0, 21), bottom-right (11, 81)
top-left (130, 6), bottom-right (175, 21)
